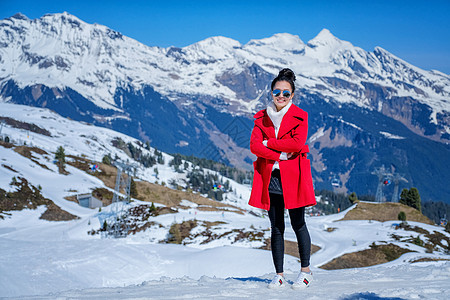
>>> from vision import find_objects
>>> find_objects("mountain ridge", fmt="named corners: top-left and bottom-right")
top-left (2, 12), bottom-right (448, 114)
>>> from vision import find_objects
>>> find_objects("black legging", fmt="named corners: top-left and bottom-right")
top-left (268, 192), bottom-right (311, 273)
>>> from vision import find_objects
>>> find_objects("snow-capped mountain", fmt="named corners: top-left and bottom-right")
top-left (1, 12), bottom-right (449, 130)
top-left (1, 13), bottom-right (449, 118)
top-left (1, 12), bottom-right (450, 203)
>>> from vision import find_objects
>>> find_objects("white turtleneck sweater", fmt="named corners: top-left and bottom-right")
top-left (264, 101), bottom-right (292, 170)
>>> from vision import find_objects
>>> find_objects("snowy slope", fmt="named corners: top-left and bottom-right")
top-left (1, 201), bottom-right (449, 299)
top-left (1, 103), bottom-right (450, 299)
top-left (0, 103), bottom-right (252, 213)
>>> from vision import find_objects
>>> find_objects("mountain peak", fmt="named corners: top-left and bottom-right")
top-left (374, 46), bottom-right (391, 56)
top-left (307, 29), bottom-right (343, 48)
top-left (246, 33), bottom-right (304, 48)
top-left (315, 28), bottom-right (336, 40)
top-left (186, 36), bottom-right (241, 53)
top-left (41, 12), bottom-right (85, 25)
top-left (10, 13), bottom-right (29, 20)
top-left (199, 36), bottom-right (241, 47)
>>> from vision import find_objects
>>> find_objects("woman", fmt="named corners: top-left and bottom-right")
top-left (249, 68), bottom-right (316, 289)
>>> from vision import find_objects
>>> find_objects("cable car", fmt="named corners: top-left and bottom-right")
top-left (331, 177), bottom-right (341, 188)
top-left (440, 214), bottom-right (448, 227)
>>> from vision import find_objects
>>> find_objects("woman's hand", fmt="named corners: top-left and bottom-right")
top-left (280, 152), bottom-right (296, 160)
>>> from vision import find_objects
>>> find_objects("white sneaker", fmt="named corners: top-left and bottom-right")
top-left (268, 274), bottom-right (287, 289)
top-left (292, 272), bottom-right (313, 290)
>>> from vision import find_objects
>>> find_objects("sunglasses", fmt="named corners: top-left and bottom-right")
top-left (272, 89), bottom-right (292, 98)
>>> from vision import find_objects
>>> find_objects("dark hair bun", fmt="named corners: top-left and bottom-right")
top-left (278, 68), bottom-right (296, 82)
top-left (271, 68), bottom-right (296, 92)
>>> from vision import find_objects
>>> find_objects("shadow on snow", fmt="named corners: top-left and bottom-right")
top-left (340, 292), bottom-right (405, 300)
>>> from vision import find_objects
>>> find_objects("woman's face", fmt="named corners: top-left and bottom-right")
top-left (272, 81), bottom-right (293, 112)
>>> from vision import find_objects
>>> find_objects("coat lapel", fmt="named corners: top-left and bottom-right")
top-left (254, 105), bottom-right (306, 139)
top-left (254, 110), bottom-right (276, 138)
top-left (277, 105), bottom-right (305, 138)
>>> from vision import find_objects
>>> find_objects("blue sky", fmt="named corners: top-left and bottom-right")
top-left (1, 0), bottom-right (449, 74)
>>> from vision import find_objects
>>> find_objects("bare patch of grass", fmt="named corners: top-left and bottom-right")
top-left (0, 176), bottom-right (77, 221)
top-left (0, 116), bottom-right (51, 136)
top-left (260, 239), bottom-right (321, 260)
top-left (2, 164), bottom-right (18, 173)
top-left (92, 188), bottom-right (114, 206)
top-left (409, 257), bottom-right (450, 263)
top-left (13, 145), bottom-right (48, 158)
top-left (127, 204), bottom-right (174, 235)
top-left (395, 223), bottom-right (450, 253)
top-left (13, 146), bottom-right (52, 171)
top-left (64, 195), bottom-right (78, 203)
top-left (167, 220), bottom-right (198, 244)
top-left (196, 227), bottom-right (267, 245)
top-left (92, 162), bottom-right (242, 212)
top-left (66, 155), bottom-right (92, 172)
top-left (319, 243), bottom-right (414, 270)
top-left (40, 202), bottom-right (78, 221)
top-left (0, 140), bottom-right (14, 148)
top-left (203, 221), bottom-right (227, 228)
top-left (134, 179), bottom-right (244, 214)
top-left (165, 220), bottom-right (270, 247)
top-left (92, 162), bottom-right (117, 189)
top-left (339, 202), bottom-right (434, 224)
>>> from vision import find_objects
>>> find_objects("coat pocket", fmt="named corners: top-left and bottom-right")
top-left (299, 157), bottom-right (316, 206)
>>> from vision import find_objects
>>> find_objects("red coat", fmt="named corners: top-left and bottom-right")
top-left (248, 104), bottom-right (316, 210)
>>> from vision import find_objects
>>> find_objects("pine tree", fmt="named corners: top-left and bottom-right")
top-left (55, 146), bottom-right (66, 173)
top-left (400, 187), bottom-right (422, 211)
top-left (398, 211), bottom-right (406, 223)
top-left (157, 154), bottom-right (164, 164)
top-left (130, 178), bottom-right (138, 198)
top-left (409, 187), bottom-right (421, 212)
top-left (168, 223), bottom-right (181, 244)
top-left (348, 192), bottom-right (358, 204)
top-left (55, 146), bottom-right (65, 164)
top-left (102, 154), bottom-right (111, 165)
top-left (413, 235), bottom-right (423, 247)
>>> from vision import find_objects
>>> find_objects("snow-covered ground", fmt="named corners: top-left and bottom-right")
top-left (6, 262), bottom-right (450, 300)
top-left (2, 206), bottom-right (449, 299)
top-left (1, 103), bottom-right (450, 299)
